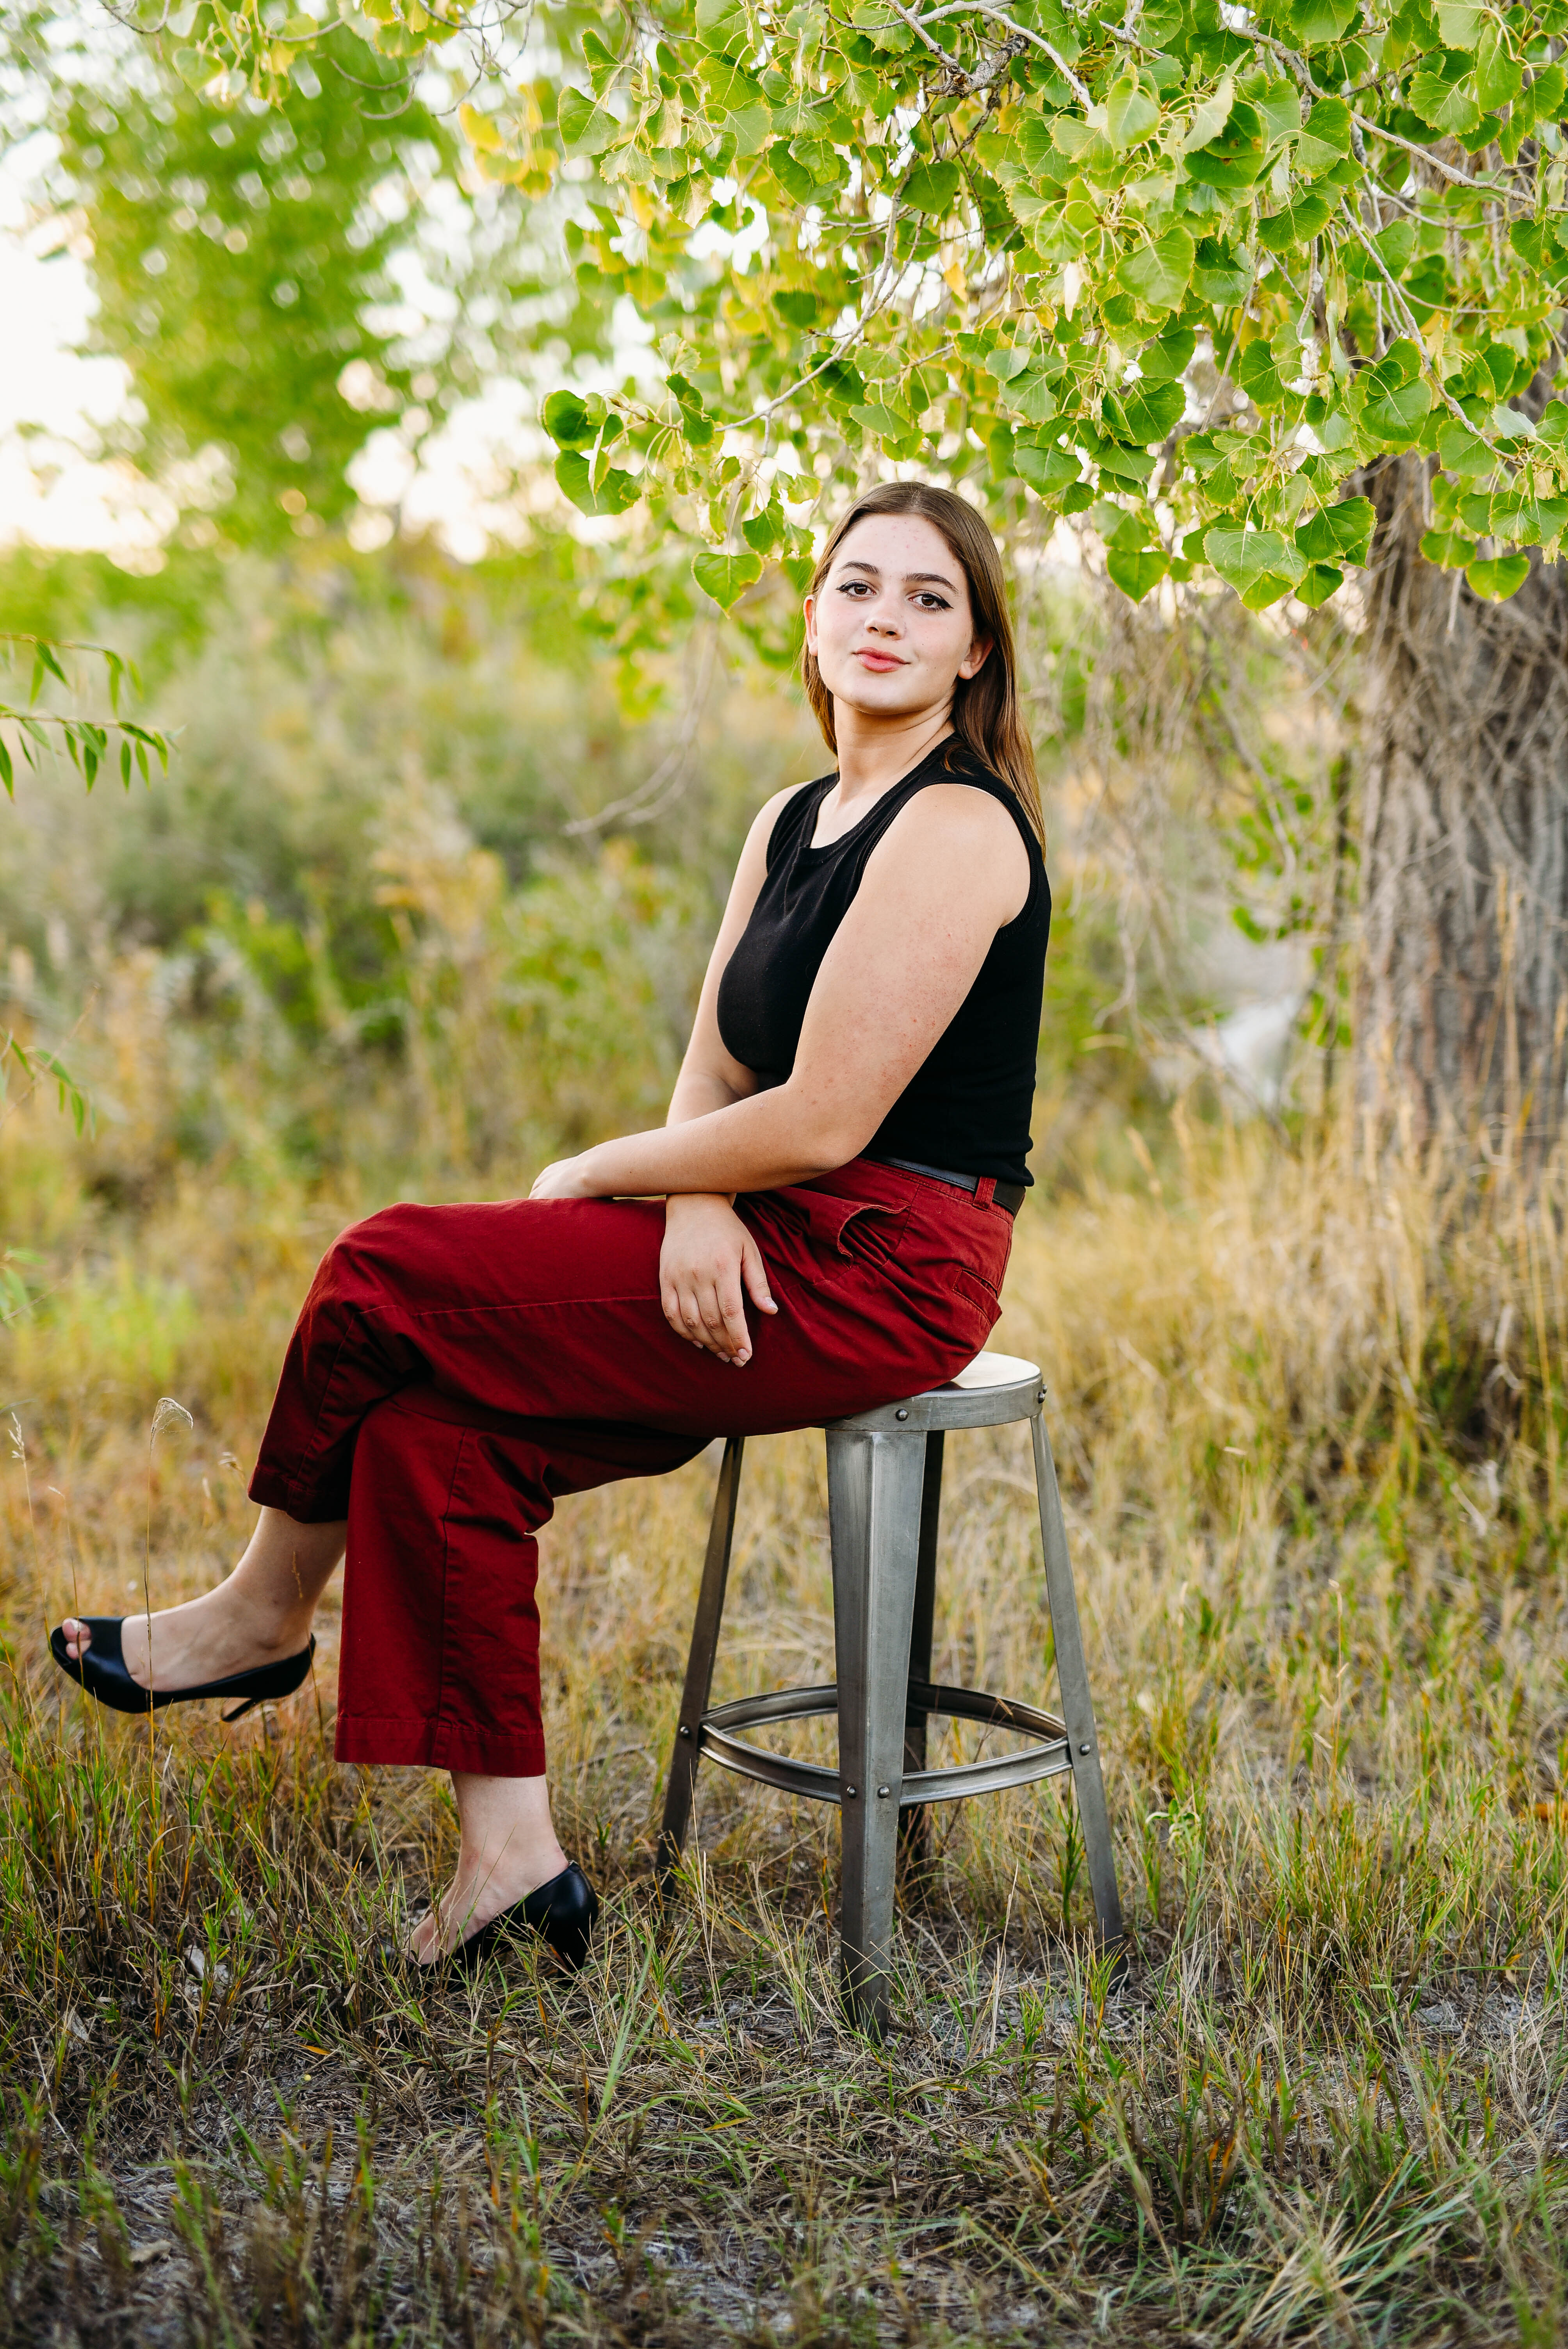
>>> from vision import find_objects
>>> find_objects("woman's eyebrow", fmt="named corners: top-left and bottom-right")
top-left (836, 559), bottom-right (958, 591)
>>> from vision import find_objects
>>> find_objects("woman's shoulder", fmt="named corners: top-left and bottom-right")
top-left (879, 752), bottom-right (1040, 923)
top-left (927, 750), bottom-right (1044, 862)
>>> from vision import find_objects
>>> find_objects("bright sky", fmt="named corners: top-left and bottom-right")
top-left (0, 132), bottom-right (596, 568)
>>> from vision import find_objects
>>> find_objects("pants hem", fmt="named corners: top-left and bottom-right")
top-left (249, 1469), bottom-right (351, 1522)
top-left (334, 1713), bottom-right (547, 1775)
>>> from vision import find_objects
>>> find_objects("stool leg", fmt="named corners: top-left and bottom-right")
top-left (898, 1430), bottom-right (944, 1886)
top-left (657, 1435), bottom-right (745, 1897)
top-left (1030, 1406), bottom-right (1124, 1948)
top-left (827, 1425), bottom-right (927, 2037)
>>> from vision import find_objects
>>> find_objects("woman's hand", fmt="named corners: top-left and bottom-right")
top-left (660, 1194), bottom-right (777, 1365)
top-left (529, 1155), bottom-right (597, 1201)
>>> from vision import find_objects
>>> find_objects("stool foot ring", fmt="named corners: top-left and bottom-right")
top-left (696, 1680), bottom-right (1073, 1806)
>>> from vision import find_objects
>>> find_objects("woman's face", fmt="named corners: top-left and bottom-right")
top-left (804, 512), bottom-right (991, 724)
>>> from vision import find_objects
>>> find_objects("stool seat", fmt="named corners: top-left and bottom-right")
top-left (657, 1350), bottom-right (1123, 2035)
top-left (829, 1349), bottom-right (1044, 1432)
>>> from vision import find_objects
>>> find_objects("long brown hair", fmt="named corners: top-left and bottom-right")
top-left (800, 480), bottom-right (1043, 845)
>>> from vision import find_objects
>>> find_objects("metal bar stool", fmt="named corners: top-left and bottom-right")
top-left (657, 1351), bottom-right (1124, 2036)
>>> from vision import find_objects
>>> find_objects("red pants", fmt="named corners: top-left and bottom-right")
top-left (250, 1159), bottom-right (1012, 1775)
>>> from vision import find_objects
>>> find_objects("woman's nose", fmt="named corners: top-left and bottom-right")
top-left (866, 605), bottom-right (902, 635)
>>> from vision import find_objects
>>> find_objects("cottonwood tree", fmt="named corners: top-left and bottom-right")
top-left (130, 0), bottom-right (1568, 1142)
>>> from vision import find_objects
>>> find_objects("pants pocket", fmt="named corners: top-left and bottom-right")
top-left (825, 1198), bottom-right (910, 1271)
top-left (948, 1264), bottom-right (1003, 1337)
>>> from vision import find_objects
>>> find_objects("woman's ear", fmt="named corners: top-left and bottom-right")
top-left (958, 635), bottom-right (993, 680)
top-left (803, 593), bottom-right (818, 655)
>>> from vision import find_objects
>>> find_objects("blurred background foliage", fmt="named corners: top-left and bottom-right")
top-left (0, 19), bottom-right (1349, 1384)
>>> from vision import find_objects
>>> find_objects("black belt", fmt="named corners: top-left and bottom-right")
top-left (871, 1156), bottom-right (1026, 1217)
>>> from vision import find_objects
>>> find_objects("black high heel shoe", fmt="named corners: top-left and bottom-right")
top-left (441, 1862), bottom-right (600, 1975)
top-left (49, 1616), bottom-right (315, 1723)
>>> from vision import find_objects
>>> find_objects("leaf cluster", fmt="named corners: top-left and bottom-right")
top-left (96, 0), bottom-right (1568, 606)
top-left (0, 636), bottom-right (174, 798)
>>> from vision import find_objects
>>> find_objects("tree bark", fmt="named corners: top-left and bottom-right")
top-left (1356, 454), bottom-right (1568, 1158)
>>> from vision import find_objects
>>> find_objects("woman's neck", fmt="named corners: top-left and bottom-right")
top-left (831, 699), bottom-right (953, 806)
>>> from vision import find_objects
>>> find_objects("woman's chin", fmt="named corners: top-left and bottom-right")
top-left (828, 677), bottom-right (933, 722)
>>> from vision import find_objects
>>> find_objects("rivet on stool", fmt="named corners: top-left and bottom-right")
top-left (877, 1784), bottom-right (890, 1798)
top-left (679, 1724), bottom-right (692, 1739)
top-left (844, 1784), bottom-right (857, 1798)
top-left (1079, 1742), bottom-right (1091, 1754)
top-left (895, 1408), bottom-right (909, 1420)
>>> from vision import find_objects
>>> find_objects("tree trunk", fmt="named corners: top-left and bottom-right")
top-left (1357, 455), bottom-right (1568, 1158)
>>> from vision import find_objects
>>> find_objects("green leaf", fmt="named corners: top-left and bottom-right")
top-left (774, 290), bottom-right (820, 329)
top-left (901, 157), bottom-right (962, 214)
top-left (1437, 417), bottom-right (1494, 474)
top-left (1104, 377), bottom-right (1186, 445)
top-left (1297, 96), bottom-right (1353, 169)
top-left (1420, 526), bottom-right (1479, 567)
top-left (1235, 341), bottom-right (1287, 407)
top-left (1185, 116), bottom-right (1269, 189)
top-left (1115, 225), bottom-right (1195, 312)
top-left (556, 87), bottom-right (618, 153)
top-left (1474, 23), bottom-right (1523, 108)
top-left (1015, 441), bottom-right (1082, 495)
top-left (1103, 75), bottom-right (1160, 150)
top-left (1285, 0), bottom-right (1358, 46)
top-left (1510, 217), bottom-right (1568, 284)
top-left (1004, 371), bottom-right (1060, 426)
top-left (692, 547), bottom-right (764, 607)
top-left (1295, 563), bottom-right (1344, 606)
top-left (742, 504), bottom-right (782, 553)
top-left (1204, 525), bottom-right (1307, 608)
top-left (0, 737), bottom-right (11, 798)
top-left (1361, 380), bottom-right (1431, 448)
top-left (1253, 81), bottom-right (1302, 143)
top-left (986, 347), bottom-right (1033, 384)
top-left (1538, 401), bottom-right (1568, 448)
top-left (1181, 77), bottom-right (1235, 152)
top-left (1140, 327), bottom-right (1197, 382)
top-left (542, 389), bottom-right (594, 447)
top-left (554, 450), bottom-right (639, 515)
top-left (696, 0), bottom-right (749, 49)
top-left (1465, 552), bottom-right (1530, 600)
top-left (1435, 0), bottom-right (1482, 46)
top-left (1522, 62), bottom-right (1566, 126)
top-left (1106, 544), bottom-right (1170, 601)
top-left (1257, 191), bottom-right (1334, 250)
top-left (852, 401), bottom-right (914, 440)
top-left (1192, 238), bottom-right (1250, 303)
top-left (1408, 70), bottom-right (1483, 136)
top-left (1295, 496), bottom-right (1375, 564)
top-left (666, 373), bottom-right (714, 447)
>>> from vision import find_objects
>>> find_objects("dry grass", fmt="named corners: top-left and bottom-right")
top-left (3, 1107), bottom-right (1568, 2344)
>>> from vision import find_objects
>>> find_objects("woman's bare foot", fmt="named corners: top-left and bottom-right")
top-left (58, 1506), bottom-right (346, 1690)
top-left (409, 1772), bottom-right (568, 1965)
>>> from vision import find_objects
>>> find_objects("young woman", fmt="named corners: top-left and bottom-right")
top-left (50, 479), bottom-right (1051, 1973)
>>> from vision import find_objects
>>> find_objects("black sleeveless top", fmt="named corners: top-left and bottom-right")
top-left (716, 741), bottom-right (1051, 1188)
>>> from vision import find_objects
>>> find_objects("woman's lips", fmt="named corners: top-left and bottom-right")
top-left (854, 649), bottom-right (903, 671)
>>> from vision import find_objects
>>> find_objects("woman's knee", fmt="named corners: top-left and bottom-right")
top-left (316, 1202), bottom-right (435, 1298)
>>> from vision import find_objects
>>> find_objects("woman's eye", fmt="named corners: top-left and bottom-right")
top-left (837, 580), bottom-right (870, 596)
top-left (914, 593), bottom-right (950, 610)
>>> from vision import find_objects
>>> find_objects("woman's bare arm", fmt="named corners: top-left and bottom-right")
top-left (533, 783), bottom-right (1029, 1203)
